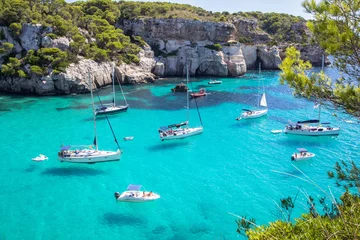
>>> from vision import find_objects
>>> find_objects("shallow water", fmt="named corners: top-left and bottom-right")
top-left (0, 70), bottom-right (359, 239)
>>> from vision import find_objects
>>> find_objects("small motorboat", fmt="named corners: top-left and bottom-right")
top-left (271, 129), bottom-right (283, 134)
top-left (208, 80), bottom-right (222, 84)
top-left (190, 88), bottom-right (207, 98)
top-left (236, 108), bottom-right (268, 120)
top-left (32, 154), bottom-right (48, 162)
top-left (115, 184), bottom-right (160, 203)
top-left (291, 148), bottom-right (315, 161)
top-left (123, 136), bottom-right (134, 141)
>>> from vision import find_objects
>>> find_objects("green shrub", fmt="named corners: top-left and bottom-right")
top-left (30, 65), bottom-right (44, 75)
top-left (0, 42), bottom-right (14, 54)
top-left (46, 33), bottom-right (58, 39)
top-left (9, 22), bottom-right (22, 36)
top-left (17, 70), bottom-right (27, 78)
top-left (238, 37), bottom-right (253, 44)
top-left (205, 44), bottom-right (222, 51)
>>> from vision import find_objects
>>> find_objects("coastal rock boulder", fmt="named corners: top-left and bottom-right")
top-left (171, 83), bottom-right (188, 92)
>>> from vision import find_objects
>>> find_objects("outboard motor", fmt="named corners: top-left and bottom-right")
top-left (114, 192), bottom-right (120, 199)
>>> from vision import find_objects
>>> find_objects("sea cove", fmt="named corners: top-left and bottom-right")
top-left (0, 70), bottom-right (359, 239)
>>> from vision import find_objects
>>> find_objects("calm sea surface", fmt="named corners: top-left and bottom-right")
top-left (0, 69), bottom-right (359, 239)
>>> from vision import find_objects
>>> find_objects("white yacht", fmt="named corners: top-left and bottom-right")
top-left (159, 64), bottom-right (203, 141)
top-left (115, 184), bottom-right (160, 202)
top-left (58, 72), bottom-right (122, 164)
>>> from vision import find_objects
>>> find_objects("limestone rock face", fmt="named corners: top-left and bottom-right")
top-left (240, 45), bottom-right (258, 69)
top-left (42, 36), bottom-right (71, 51)
top-left (0, 75), bottom-right (56, 95)
top-left (154, 42), bottom-right (246, 77)
top-left (118, 18), bottom-right (237, 43)
top-left (153, 62), bottom-right (165, 77)
top-left (258, 46), bottom-right (282, 69)
top-left (19, 24), bottom-right (52, 51)
top-left (233, 18), bottom-right (271, 44)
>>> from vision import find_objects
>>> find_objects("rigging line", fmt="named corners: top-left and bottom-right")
top-left (189, 78), bottom-right (204, 126)
top-left (115, 71), bottom-right (128, 106)
top-left (95, 90), bottom-right (121, 150)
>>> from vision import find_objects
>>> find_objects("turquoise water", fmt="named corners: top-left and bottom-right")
top-left (0, 70), bottom-right (359, 240)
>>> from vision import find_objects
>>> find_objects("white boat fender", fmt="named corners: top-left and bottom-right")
top-left (114, 192), bottom-right (120, 199)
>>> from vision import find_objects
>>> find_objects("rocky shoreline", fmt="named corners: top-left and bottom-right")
top-left (0, 18), bottom-right (328, 96)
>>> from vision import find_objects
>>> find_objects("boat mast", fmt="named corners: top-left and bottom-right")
top-left (89, 72), bottom-right (98, 151)
top-left (115, 65), bottom-right (128, 106)
top-left (112, 64), bottom-right (116, 106)
top-left (257, 62), bottom-right (261, 107)
top-left (186, 63), bottom-right (190, 123)
top-left (318, 55), bottom-right (325, 123)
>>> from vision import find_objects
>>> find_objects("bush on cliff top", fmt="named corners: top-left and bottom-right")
top-left (0, 0), bottom-right (145, 79)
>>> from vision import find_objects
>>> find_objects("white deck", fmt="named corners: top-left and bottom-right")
top-left (116, 191), bottom-right (160, 202)
top-left (284, 126), bottom-right (340, 136)
top-left (58, 149), bottom-right (121, 163)
top-left (238, 109), bottom-right (268, 120)
top-left (159, 127), bottom-right (203, 140)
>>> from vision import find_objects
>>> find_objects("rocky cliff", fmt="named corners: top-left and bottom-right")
top-left (0, 18), bottom-right (328, 95)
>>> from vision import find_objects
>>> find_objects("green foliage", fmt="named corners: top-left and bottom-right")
top-left (1, 57), bottom-right (21, 76)
top-left (280, 0), bottom-right (360, 116)
top-left (245, 192), bottom-right (360, 239)
top-left (0, 42), bottom-right (14, 54)
top-left (30, 65), bottom-right (44, 75)
top-left (46, 33), bottom-right (58, 39)
top-left (9, 22), bottom-right (22, 36)
top-left (205, 44), bottom-right (222, 51)
top-left (238, 37), bottom-right (253, 44)
top-left (279, 46), bottom-right (333, 99)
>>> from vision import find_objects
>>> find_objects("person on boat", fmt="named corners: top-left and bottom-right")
top-left (147, 191), bottom-right (153, 197)
top-left (142, 191), bottom-right (146, 197)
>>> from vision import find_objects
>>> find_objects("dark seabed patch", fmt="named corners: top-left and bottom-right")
top-left (152, 225), bottom-right (167, 235)
top-left (56, 105), bottom-right (89, 111)
top-left (41, 167), bottom-right (105, 177)
top-left (189, 222), bottom-right (211, 235)
top-left (102, 213), bottom-right (145, 227)
top-left (0, 108), bottom-right (11, 112)
top-left (147, 141), bottom-right (190, 152)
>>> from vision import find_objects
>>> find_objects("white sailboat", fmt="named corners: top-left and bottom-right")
top-left (236, 63), bottom-right (268, 120)
top-left (58, 73), bottom-right (121, 164)
top-left (158, 64), bottom-right (203, 141)
top-left (95, 65), bottom-right (128, 115)
top-left (284, 56), bottom-right (341, 136)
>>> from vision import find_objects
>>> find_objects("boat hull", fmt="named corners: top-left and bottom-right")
top-left (239, 109), bottom-right (268, 119)
top-left (291, 153), bottom-right (315, 161)
top-left (95, 105), bottom-right (128, 115)
top-left (160, 127), bottom-right (203, 140)
top-left (116, 191), bottom-right (160, 202)
top-left (58, 150), bottom-right (121, 163)
top-left (284, 127), bottom-right (340, 136)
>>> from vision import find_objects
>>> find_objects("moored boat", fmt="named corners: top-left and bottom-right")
top-left (32, 154), bottom-right (48, 161)
top-left (291, 148), bottom-right (315, 161)
top-left (190, 88), bottom-right (207, 98)
top-left (208, 80), bottom-right (222, 84)
top-left (115, 184), bottom-right (160, 202)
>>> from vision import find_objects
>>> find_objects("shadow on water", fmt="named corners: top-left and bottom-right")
top-left (102, 213), bottom-right (145, 227)
top-left (56, 105), bottom-right (89, 111)
top-left (147, 141), bottom-right (190, 152)
top-left (230, 117), bottom-right (267, 128)
top-left (25, 164), bottom-right (39, 173)
top-left (277, 135), bottom-right (338, 148)
top-left (41, 167), bottom-right (105, 177)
